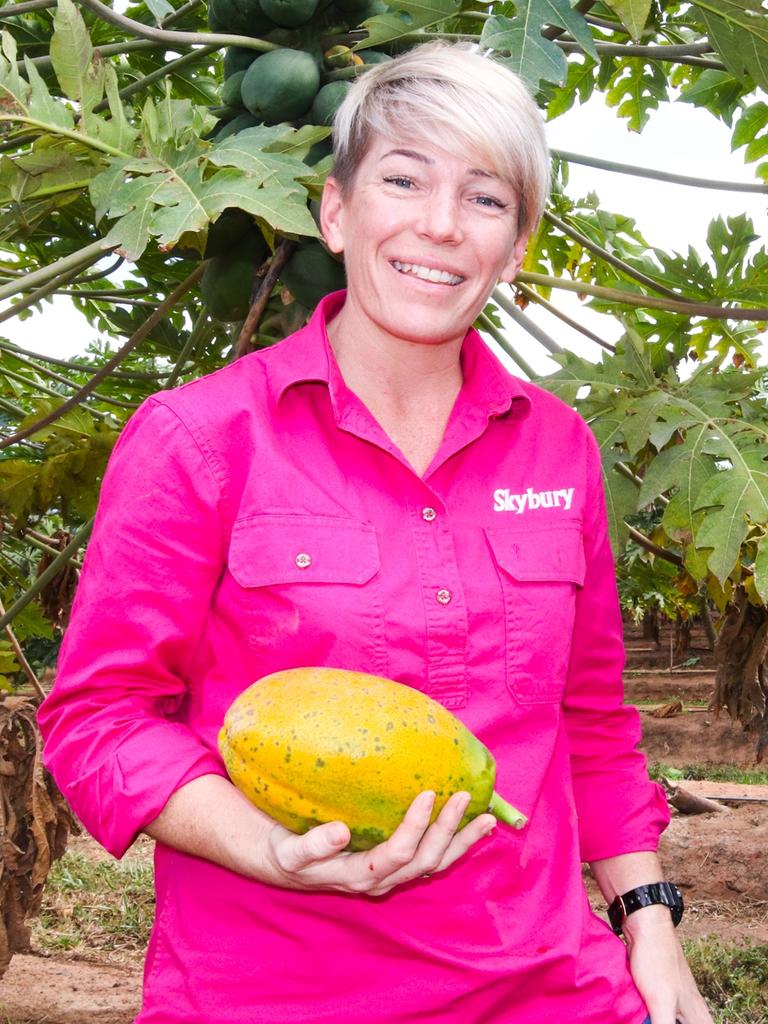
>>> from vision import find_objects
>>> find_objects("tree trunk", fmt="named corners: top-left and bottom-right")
top-left (642, 608), bottom-right (660, 645)
top-left (712, 587), bottom-right (768, 761)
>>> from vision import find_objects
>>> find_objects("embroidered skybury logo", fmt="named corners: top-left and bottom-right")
top-left (493, 487), bottom-right (575, 513)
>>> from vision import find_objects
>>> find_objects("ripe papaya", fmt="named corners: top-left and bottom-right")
top-left (259, 0), bottom-right (319, 28)
top-left (218, 667), bottom-right (527, 851)
top-left (241, 48), bottom-right (321, 125)
top-left (281, 241), bottom-right (346, 308)
top-left (309, 82), bottom-right (351, 126)
top-left (323, 44), bottom-right (363, 69)
top-left (209, 0), bottom-right (274, 36)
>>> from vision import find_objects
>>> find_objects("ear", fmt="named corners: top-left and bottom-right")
top-left (498, 229), bottom-right (531, 284)
top-left (320, 176), bottom-right (346, 255)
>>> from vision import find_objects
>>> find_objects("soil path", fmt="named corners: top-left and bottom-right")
top-left (3, 622), bottom-right (765, 1023)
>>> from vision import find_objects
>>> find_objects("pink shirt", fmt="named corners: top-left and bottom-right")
top-left (39, 291), bottom-right (669, 1024)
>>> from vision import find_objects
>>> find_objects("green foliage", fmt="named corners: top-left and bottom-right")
top-left (0, 0), bottom-right (766, 684)
top-left (480, 0), bottom-right (597, 89)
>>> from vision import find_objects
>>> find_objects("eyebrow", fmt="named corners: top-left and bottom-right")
top-left (381, 148), bottom-right (494, 179)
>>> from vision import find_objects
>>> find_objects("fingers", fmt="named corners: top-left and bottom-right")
top-left (270, 820), bottom-right (351, 877)
top-left (266, 790), bottom-right (494, 895)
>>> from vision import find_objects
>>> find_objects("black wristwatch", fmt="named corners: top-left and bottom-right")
top-left (607, 882), bottom-right (684, 935)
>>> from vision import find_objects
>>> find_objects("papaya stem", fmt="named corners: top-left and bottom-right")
top-left (489, 791), bottom-right (527, 829)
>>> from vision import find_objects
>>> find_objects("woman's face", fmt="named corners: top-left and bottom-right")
top-left (320, 132), bottom-right (529, 350)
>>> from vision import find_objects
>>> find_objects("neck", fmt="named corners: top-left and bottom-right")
top-left (325, 295), bottom-right (465, 416)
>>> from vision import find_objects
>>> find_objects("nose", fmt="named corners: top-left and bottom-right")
top-left (415, 187), bottom-right (463, 244)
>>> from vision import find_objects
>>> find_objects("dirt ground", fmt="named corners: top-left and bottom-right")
top-left (2, 622), bottom-right (766, 1023)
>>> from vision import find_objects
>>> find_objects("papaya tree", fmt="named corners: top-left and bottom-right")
top-left (0, 0), bottom-right (768, 969)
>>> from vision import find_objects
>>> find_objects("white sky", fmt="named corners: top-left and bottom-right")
top-left (3, 80), bottom-right (767, 374)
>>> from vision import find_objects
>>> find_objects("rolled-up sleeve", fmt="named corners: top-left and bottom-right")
top-left (563, 432), bottom-right (670, 863)
top-left (38, 398), bottom-right (229, 858)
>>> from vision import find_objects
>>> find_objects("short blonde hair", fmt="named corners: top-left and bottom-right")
top-left (331, 42), bottom-right (550, 236)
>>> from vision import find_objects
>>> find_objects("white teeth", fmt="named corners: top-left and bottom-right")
top-left (391, 261), bottom-right (463, 285)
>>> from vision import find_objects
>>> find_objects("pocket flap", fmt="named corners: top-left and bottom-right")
top-left (229, 514), bottom-right (380, 588)
top-left (485, 523), bottom-right (585, 585)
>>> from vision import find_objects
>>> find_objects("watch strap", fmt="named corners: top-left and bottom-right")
top-left (607, 881), bottom-right (684, 935)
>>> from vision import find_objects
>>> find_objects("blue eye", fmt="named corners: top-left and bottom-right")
top-left (475, 195), bottom-right (505, 209)
top-left (383, 176), bottom-right (414, 189)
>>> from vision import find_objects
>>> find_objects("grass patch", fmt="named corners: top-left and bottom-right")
top-left (648, 762), bottom-right (768, 786)
top-left (32, 851), bottom-right (154, 954)
top-left (685, 938), bottom-right (768, 1024)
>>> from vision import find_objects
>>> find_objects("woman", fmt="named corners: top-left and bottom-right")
top-left (38, 42), bottom-right (712, 1024)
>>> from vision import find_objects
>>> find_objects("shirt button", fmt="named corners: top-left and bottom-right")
top-left (295, 552), bottom-right (312, 569)
top-left (422, 507), bottom-right (437, 522)
top-left (436, 588), bottom-right (452, 605)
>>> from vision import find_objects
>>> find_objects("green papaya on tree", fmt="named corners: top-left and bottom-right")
top-left (241, 48), bottom-right (321, 124)
top-left (202, 249), bottom-right (267, 323)
top-left (209, 0), bottom-right (275, 37)
top-left (310, 82), bottom-right (351, 126)
top-left (221, 70), bottom-right (247, 108)
top-left (212, 111), bottom-right (261, 141)
top-left (259, 0), bottom-right (320, 28)
top-left (204, 209), bottom-right (266, 259)
top-left (282, 242), bottom-right (346, 309)
top-left (223, 46), bottom-right (258, 80)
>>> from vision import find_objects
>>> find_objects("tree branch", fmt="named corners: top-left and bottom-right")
top-left (0, 0), bottom-right (53, 15)
top-left (0, 339), bottom-right (170, 380)
top-left (552, 149), bottom-right (768, 194)
top-left (93, 44), bottom-right (219, 114)
top-left (0, 519), bottom-right (94, 633)
top-left (543, 210), bottom-right (686, 302)
top-left (492, 287), bottom-right (564, 355)
top-left (627, 525), bottom-right (683, 567)
top-left (77, 0), bottom-right (279, 53)
top-left (0, 596), bottom-right (45, 701)
top-left (478, 312), bottom-right (536, 379)
top-left (235, 240), bottom-right (296, 358)
top-left (0, 249), bottom-right (103, 327)
top-left (1, 348), bottom-right (138, 410)
top-left (516, 271), bottom-right (768, 320)
top-left (512, 282), bottom-right (616, 352)
top-left (0, 241), bottom-right (116, 304)
top-left (0, 263), bottom-right (205, 450)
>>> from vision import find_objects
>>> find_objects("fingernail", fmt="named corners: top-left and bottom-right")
top-left (328, 824), bottom-right (347, 844)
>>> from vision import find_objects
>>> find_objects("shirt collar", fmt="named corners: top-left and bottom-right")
top-left (267, 289), bottom-right (531, 422)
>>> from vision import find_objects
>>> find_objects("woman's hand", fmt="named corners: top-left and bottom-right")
top-left (146, 775), bottom-right (495, 896)
top-left (262, 789), bottom-right (497, 895)
top-left (624, 907), bottom-right (713, 1024)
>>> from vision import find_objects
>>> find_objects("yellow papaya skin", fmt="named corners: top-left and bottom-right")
top-left (218, 667), bottom-right (526, 851)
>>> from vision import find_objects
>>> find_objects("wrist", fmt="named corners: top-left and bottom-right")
top-left (607, 881), bottom-right (684, 937)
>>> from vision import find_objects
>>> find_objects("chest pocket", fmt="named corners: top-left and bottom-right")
top-left (225, 514), bottom-right (389, 678)
top-left (485, 522), bottom-right (585, 704)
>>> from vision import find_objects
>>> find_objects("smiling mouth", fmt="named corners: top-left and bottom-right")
top-left (390, 260), bottom-right (465, 286)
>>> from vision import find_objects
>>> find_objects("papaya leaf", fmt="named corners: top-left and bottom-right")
top-left (481, 0), bottom-right (597, 89)
top-left (755, 533), bottom-right (768, 603)
top-left (678, 69), bottom-right (749, 128)
top-left (0, 459), bottom-right (39, 519)
top-left (50, 0), bottom-right (101, 110)
top-left (691, 0), bottom-right (768, 91)
top-left (693, 446), bottom-right (768, 583)
top-left (603, 457), bottom-right (639, 553)
top-left (265, 125), bottom-right (331, 160)
top-left (604, 57), bottom-right (668, 132)
top-left (207, 128), bottom-right (311, 188)
top-left (731, 101), bottom-right (768, 176)
top-left (142, 0), bottom-right (175, 21)
top-left (546, 57), bottom-right (598, 121)
top-left (356, 0), bottom-right (462, 49)
top-left (603, 0), bottom-right (652, 42)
